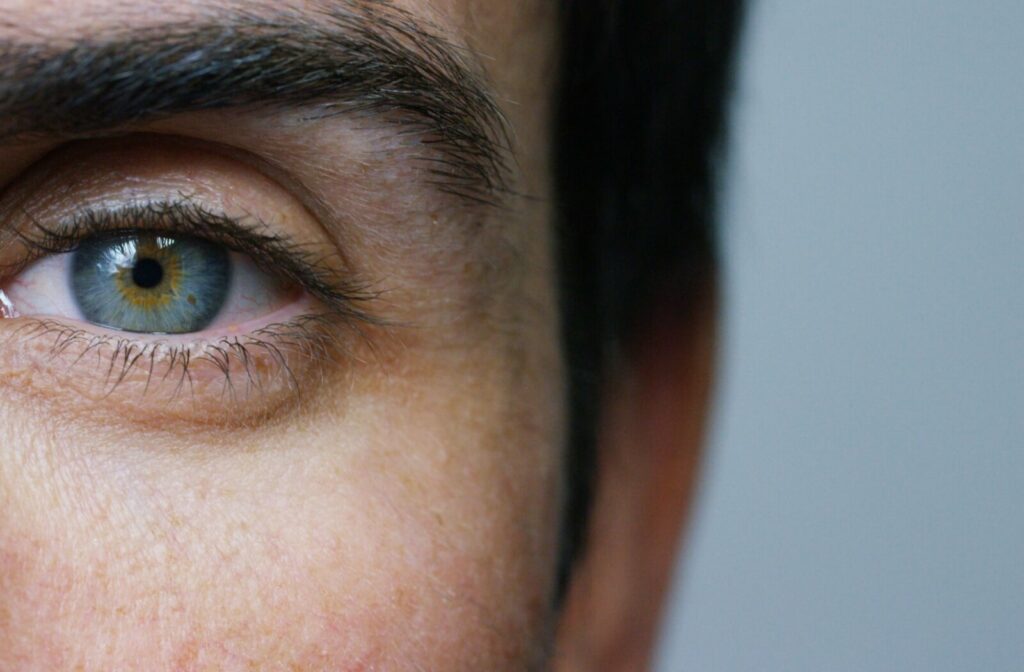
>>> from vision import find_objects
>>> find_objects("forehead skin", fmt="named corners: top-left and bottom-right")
top-left (0, 1), bottom-right (563, 670)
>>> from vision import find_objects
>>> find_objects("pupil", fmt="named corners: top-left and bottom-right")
top-left (132, 258), bottom-right (164, 289)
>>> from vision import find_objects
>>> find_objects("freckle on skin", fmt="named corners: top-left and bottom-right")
top-left (171, 639), bottom-right (199, 670)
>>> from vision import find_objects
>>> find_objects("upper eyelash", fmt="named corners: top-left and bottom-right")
top-left (8, 197), bottom-right (382, 327)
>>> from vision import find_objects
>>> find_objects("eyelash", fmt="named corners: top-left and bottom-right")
top-left (9, 314), bottom-right (342, 402)
top-left (11, 199), bottom-right (375, 318)
top-left (1, 199), bottom-right (380, 401)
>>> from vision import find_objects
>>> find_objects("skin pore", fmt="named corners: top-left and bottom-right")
top-left (0, 0), bottom-right (563, 668)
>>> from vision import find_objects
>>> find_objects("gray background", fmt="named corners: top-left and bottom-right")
top-left (656, 1), bottom-right (1023, 670)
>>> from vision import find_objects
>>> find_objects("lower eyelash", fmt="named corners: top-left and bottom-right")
top-left (3, 312), bottom-right (356, 407)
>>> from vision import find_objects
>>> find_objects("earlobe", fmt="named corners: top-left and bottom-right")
top-left (554, 290), bottom-right (717, 671)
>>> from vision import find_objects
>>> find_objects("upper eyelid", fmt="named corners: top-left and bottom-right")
top-left (0, 133), bottom-right (356, 269)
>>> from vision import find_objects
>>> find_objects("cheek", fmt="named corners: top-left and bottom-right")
top-left (0, 345), bottom-right (563, 670)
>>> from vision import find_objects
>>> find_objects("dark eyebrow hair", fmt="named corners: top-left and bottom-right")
top-left (0, 5), bottom-right (512, 204)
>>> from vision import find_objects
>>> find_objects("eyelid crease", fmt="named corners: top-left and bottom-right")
top-left (5, 197), bottom-right (384, 329)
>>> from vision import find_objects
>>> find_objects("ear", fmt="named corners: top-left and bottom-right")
top-left (554, 289), bottom-right (717, 671)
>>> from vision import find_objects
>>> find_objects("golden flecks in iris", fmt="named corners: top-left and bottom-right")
top-left (113, 236), bottom-right (183, 310)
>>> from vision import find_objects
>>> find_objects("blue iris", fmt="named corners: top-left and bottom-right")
top-left (71, 235), bottom-right (231, 334)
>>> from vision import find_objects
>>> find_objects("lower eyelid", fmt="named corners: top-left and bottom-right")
top-left (1, 253), bottom-right (341, 419)
top-left (0, 240), bottom-right (365, 424)
top-left (0, 307), bottom-right (349, 428)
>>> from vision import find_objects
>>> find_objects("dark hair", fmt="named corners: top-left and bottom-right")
top-left (553, 0), bottom-right (745, 593)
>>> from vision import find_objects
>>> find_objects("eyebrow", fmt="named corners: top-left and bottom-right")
top-left (0, 5), bottom-right (512, 204)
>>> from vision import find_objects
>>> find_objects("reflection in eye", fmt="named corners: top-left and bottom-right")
top-left (72, 234), bottom-right (230, 334)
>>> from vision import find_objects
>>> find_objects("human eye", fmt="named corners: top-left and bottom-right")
top-left (9, 208), bottom-right (300, 336)
top-left (0, 138), bottom-right (377, 424)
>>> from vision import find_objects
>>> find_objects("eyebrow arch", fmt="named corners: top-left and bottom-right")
top-left (0, 5), bottom-right (512, 205)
